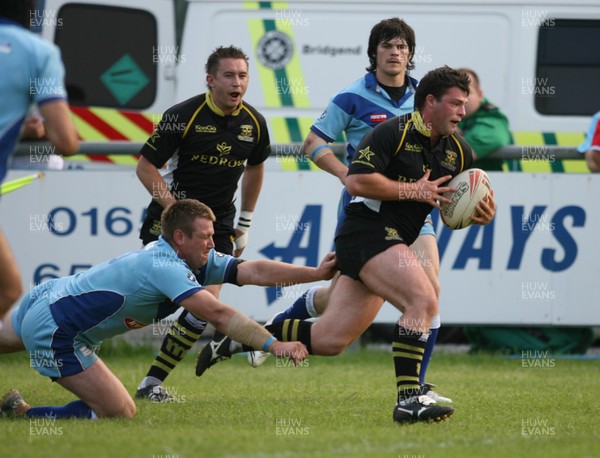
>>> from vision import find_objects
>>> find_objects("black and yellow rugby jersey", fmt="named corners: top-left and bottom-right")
top-left (139, 91), bottom-right (271, 217)
top-left (347, 111), bottom-right (473, 245)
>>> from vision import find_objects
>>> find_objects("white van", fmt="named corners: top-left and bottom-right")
top-left (5, 0), bottom-right (599, 326)
top-left (39, 0), bottom-right (600, 153)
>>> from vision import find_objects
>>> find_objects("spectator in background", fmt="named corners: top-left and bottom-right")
top-left (457, 68), bottom-right (511, 171)
top-left (0, 0), bottom-right (79, 321)
top-left (578, 111), bottom-right (600, 172)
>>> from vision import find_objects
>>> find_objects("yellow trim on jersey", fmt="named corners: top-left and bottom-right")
top-left (182, 100), bottom-right (207, 139)
top-left (205, 90), bottom-right (242, 117)
top-left (395, 119), bottom-right (411, 155)
top-left (450, 133), bottom-right (466, 172)
top-left (411, 111), bottom-right (430, 137)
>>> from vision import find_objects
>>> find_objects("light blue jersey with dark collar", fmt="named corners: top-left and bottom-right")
top-left (311, 72), bottom-right (418, 164)
top-left (18, 237), bottom-right (237, 348)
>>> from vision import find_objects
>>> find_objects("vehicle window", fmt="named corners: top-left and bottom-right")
top-left (536, 19), bottom-right (600, 116)
top-left (55, 4), bottom-right (157, 108)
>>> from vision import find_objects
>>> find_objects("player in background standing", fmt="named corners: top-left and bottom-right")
top-left (134, 46), bottom-right (270, 401)
top-left (0, 0), bottom-right (79, 322)
top-left (241, 18), bottom-right (449, 402)
top-left (456, 68), bottom-right (512, 171)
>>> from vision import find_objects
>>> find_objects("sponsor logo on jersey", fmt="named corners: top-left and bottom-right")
top-left (370, 114), bottom-right (387, 123)
top-left (404, 142), bottom-right (423, 153)
top-left (238, 124), bottom-right (254, 142)
top-left (187, 272), bottom-right (196, 282)
top-left (217, 142), bottom-right (232, 155)
top-left (384, 227), bottom-right (403, 241)
top-left (124, 317), bottom-right (147, 329)
top-left (195, 124), bottom-right (217, 134)
top-left (441, 150), bottom-right (458, 171)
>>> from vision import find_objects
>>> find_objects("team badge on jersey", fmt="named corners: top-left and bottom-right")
top-left (384, 227), bottom-right (403, 241)
top-left (441, 150), bottom-right (458, 171)
top-left (217, 142), bottom-right (232, 155)
top-left (238, 124), bottom-right (254, 142)
top-left (187, 272), bottom-right (197, 282)
top-left (370, 114), bottom-right (387, 123)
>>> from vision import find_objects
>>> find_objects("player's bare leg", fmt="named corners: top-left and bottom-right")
top-left (0, 230), bottom-right (23, 318)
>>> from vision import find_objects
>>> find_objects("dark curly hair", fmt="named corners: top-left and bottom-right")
top-left (414, 66), bottom-right (471, 111)
top-left (366, 18), bottom-right (416, 73)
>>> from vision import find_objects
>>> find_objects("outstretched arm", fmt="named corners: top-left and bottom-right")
top-left (236, 252), bottom-right (337, 286)
top-left (180, 290), bottom-right (307, 363)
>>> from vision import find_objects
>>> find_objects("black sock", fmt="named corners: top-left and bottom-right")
top-left (392, 323), bottom-right (428, 402)
top-left (146, 310), bottom-right (207, 381)
top-left (239, 319), bottom-right (313, 354)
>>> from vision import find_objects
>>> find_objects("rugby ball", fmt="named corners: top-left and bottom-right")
top-left (440, 168), bottom-right (492, 230)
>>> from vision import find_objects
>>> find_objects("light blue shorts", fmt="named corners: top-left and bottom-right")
top-left (12, 286), bottom-right (99, 379)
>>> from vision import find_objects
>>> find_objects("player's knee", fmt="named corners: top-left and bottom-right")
top-left (320, 336), bottom-right (352, 356)
top-left (97, 398), bottom-right (136, 419)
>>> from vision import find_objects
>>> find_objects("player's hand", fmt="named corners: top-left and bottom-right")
top-left (471, 189), bottom-right (496, 225)
top-left (316, 251), bottom-right (338, 280)
top-left (270, 341), bottom-right (308, 365)
top-left (407, 169), bottom-right (455, 209)
top-left (233, 228), bottom-right (248, 257)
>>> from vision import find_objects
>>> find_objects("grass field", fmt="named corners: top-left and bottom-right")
top-left (1, 344), bottom-right (599, 458)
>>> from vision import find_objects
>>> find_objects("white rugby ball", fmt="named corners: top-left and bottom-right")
top-left (440, 168), bottom-right (492, 230)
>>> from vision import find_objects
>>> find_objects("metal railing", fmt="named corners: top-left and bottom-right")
top-left (13, 141), bottom-right (583, 160)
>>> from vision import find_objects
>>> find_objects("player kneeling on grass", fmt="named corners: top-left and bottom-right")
top-left (196, 66), bottom-right (496, 425)
top-left (0, 199), bottom-right (337, 419)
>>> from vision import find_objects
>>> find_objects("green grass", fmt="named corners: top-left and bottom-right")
top-left (1, 346), bottom-right (599, 458)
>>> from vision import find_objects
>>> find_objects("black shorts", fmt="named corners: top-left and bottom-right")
top-left (140, 201), bottom-right (236, 254)
top-left (335, 208), bottom-right (408, 280)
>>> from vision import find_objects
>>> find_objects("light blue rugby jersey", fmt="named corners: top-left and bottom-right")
top-left (33, 237), bottom-right (237, 347)
top-left (311, 72), bottom-right (418, 164)
top-left (0, 19), bottom-right (67, 184)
